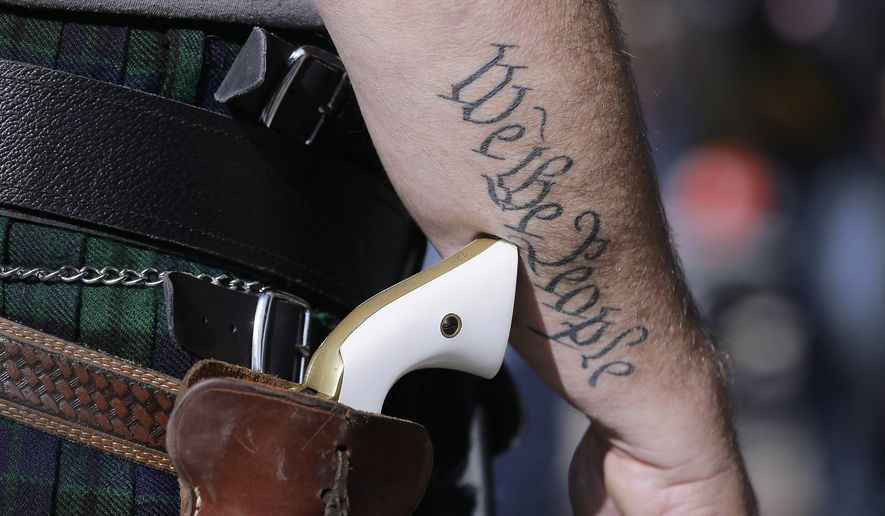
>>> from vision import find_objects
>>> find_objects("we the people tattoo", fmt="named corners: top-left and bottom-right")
top-left (440, 43), bottom-right (650, 387)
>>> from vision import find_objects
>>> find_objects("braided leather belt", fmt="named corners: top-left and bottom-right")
top-left (0, 318), bottom-right (178, 471)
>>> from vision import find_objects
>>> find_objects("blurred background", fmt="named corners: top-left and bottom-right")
top-left (491, 0), bottom-right (885, 514)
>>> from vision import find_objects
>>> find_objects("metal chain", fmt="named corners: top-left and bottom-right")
top-left (0, 265), bottom-right (267, 293)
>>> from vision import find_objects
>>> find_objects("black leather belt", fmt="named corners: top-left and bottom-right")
top-left (164, 272), bottom-right (312, 381)
top-left (0, 58), bottom-right (424, 311)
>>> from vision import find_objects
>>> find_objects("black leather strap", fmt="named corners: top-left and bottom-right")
top-left (215, 27), bottom-right (352, 145)
top-left (164, 273), bottom-right (310, 381)
top-left (0, 59), bottom-right (424, 310)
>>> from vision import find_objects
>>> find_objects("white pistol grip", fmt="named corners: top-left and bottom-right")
top-left (304, 239), bottom-right (519, 413)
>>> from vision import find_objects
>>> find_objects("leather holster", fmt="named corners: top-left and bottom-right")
top-left (167, 361), bottom-right (433, 515)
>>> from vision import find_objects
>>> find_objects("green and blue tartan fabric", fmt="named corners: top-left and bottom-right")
top-left (0, 220), bottom-right (217, 516)
top-left (0, 6), bottom-right (249, 515)
top-left (0, 6), bottom-right (243, 112)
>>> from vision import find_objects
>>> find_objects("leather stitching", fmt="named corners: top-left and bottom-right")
top-left (0, 319), bottom-right (178, 471)
top-left (0, 320), bottom-right (179, 390)
top-left (0, 399), bottom-right (173, 472)
top-left (0, 182), bottom-right (348, 305)
top-left (0, 71), bottom-right (247, 142)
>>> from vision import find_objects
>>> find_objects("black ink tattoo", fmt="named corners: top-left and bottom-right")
top-left (587, 361), bottom-right (635, 387)
top-left (533, 106), bottom-right (548, 141)
top-left (439, 43), bottom-right (531, 124)
top-left (473, 125), bottom-right (526, 160)
top-left (441, 43), bottom-right (650, 387)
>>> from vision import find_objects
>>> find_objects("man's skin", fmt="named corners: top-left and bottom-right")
top-left (312, 1), bottom-right (756, 513)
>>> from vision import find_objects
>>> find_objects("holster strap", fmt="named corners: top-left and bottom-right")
top-left (0, 58), bottom-right (423, 311)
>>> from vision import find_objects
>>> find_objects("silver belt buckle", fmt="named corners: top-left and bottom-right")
top-left (261, 45), bottom-right (350, 146)
top-left (251, 289), bottom-right (312, 382)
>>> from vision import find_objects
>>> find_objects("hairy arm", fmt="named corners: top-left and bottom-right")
top-left (312, 1), bottom-right (755, 513)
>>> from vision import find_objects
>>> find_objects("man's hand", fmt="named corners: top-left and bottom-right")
top-left (310, 0), bottom-right (756, 513)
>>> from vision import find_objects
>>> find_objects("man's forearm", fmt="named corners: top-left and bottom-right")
top-left (312, 0), bottom-right (751, 512)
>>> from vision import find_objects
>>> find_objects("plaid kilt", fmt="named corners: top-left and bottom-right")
top-left (0, 6), bottom-right (247, 515)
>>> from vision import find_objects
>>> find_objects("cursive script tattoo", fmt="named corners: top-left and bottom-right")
top-left (440, 43), bottom-right (650, 387)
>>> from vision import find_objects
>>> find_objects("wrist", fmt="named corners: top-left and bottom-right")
top-left (571, 416), bottom-right (753, 515)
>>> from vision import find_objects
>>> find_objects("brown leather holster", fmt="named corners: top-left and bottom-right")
top-left (0, 317), bottom-right (432, 515)
top-left (167, 361), bottom-right (433, 516)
